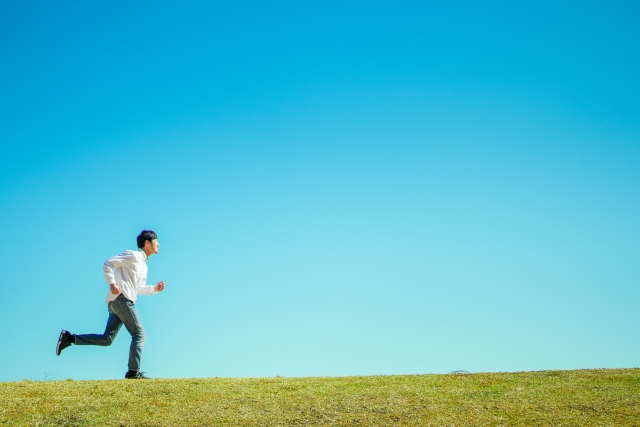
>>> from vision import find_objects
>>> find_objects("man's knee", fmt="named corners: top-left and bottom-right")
top-left (104, 334), bottom-right (117, 346)
top-left (132, 329), bottom-right (145, 345)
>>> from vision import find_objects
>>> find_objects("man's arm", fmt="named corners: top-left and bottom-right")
top-left (137, 281), bottom-right (165, 295)
top-left (103, 251), bottom-right (136, 292)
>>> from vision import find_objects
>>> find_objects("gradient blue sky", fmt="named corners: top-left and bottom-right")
top-left (1, 1), bottom-right (639, 382)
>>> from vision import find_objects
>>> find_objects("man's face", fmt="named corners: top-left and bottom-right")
top-left (145, 238), bottom-right (160, 255)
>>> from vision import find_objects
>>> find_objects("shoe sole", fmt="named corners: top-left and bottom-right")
top-left (56, 330), bottom-right (67, 356)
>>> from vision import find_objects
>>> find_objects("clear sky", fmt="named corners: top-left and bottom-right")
top-left (1, 1), bottom-right (638, 382)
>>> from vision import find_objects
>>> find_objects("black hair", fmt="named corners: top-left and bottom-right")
top-left (137, 230), bottom-right (158, 249)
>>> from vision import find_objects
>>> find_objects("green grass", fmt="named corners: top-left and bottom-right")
top-left (1, 369), bottom-right (638, 426)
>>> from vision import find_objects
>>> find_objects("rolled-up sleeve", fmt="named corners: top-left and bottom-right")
top-left (137, 285), bottom-right (157, 296)
top-left (136, 270), bottom-right (156, 296)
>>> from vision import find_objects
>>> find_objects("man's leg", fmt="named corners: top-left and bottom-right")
top-left (108, 296), bottom-right (145, 373)
top-left (74, 303), bottom-right (123, 346)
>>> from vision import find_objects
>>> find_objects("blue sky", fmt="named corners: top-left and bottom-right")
top-left (1, 1), bottom-right (639, 381)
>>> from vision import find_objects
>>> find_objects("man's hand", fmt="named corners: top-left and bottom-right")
top-left (154, 281), bottom-right (165, 292)
top-left (109, 283), bottom-right (122, 295)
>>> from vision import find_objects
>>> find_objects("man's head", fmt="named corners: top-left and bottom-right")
top-left (137, 230), bottom-right (159, 257)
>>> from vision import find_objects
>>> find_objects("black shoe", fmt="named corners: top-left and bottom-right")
top-left (56, 330), bottom-right (74, 356)
top-left (125, 370), bottom-right (150, 379)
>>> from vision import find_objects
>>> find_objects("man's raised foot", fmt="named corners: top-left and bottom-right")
top-left (56, 330), bottom-right (74, 356)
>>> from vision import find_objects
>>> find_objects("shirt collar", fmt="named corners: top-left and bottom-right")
top-left (139, 248), bottom-right (148, 262)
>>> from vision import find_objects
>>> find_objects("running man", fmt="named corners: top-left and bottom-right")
top-left (56, 230), bottom-right (165, 379)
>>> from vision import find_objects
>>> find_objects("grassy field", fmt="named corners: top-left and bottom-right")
top-left (1, 368), bottom-right (638, 426)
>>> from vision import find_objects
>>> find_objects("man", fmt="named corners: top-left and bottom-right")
top-left (56, 230), bottom-right (165, 379)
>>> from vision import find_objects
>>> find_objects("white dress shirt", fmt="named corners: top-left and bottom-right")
top-left (103, 249), bottom-right (156, 304)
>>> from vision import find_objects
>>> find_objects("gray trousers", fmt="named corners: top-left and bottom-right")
top-left (75, 294), bottom-right (145, 371)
